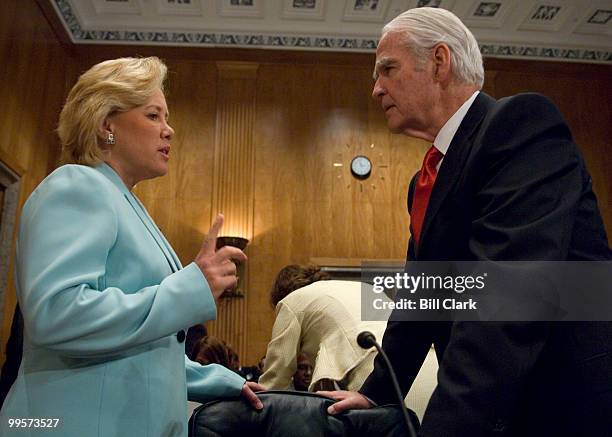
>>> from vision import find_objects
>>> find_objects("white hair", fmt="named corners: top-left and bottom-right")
top-left (382, 7), bottom-right (484, 89)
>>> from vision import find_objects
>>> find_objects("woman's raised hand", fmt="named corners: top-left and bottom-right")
top-left (195, 214), bottom-right (247, 300)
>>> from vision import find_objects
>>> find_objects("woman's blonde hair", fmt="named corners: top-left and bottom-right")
top-left (58, 56), bottom-right (167, 166)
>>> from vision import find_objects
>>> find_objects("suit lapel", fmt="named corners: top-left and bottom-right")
top-left (124, 193), bottom-right (181, 272)
top-left (94, 163), bottom-right (181, 272)
top-left (417, 93), bottom-right (495, 257)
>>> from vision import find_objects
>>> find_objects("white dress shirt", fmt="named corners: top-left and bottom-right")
top-left (433, 90), bottom-right (480, 170)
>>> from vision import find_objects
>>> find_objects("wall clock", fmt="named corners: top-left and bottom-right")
top-left (350, 155), bottom-right (372, 180)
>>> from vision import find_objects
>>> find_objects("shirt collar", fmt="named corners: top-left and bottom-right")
top-left (433, 90), bottom-right (480, 156)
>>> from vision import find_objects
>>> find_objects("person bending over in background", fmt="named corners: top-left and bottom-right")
top-left (259, 264), bottom-right (387, 392)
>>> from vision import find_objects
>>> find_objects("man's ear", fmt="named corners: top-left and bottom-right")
top-left (432, 43), bottom-right (452, 83)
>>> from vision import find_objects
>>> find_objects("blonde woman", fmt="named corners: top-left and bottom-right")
top-left (0, 57), bottom-right (262, 436)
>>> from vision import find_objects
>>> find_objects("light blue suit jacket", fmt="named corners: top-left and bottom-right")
top-left (0, 164), bottom-right (245, 436)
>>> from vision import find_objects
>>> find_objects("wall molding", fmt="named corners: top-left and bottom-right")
top-left (52, 0), bottom-right (611, 64)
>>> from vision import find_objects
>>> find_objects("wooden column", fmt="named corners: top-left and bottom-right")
top-left (207, 62), bottom-right (258, 362)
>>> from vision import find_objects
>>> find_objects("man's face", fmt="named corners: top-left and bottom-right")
top-left (293, 354), bottom-right (312, 391)
top-left (372, 32), bottom-right (438, 142)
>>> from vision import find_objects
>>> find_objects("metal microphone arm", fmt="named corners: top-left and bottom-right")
top-left (357, 331), bottom-right (417, 437)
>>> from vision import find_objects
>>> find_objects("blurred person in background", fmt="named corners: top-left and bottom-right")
top-left (291, 353), bottom-right (313, 392)
top-left (260, 264), bottom-right (387, 392)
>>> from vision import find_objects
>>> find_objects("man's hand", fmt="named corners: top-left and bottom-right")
top-left (317, 390), bottom-right (373, 415)
top-left (241, 381), bottom-right (266, 410)
top-left (195, 214), bottom-right (247, 300)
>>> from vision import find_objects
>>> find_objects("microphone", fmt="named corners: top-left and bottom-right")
top-left (356, 331), bottom-right (377, 349)
top-left (357, 331), bottom-right (417, 437)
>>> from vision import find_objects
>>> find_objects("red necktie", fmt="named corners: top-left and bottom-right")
top-left (411, 145), bottom-right (444, 246)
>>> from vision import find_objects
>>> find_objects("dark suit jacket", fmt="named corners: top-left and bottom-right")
top-left (360, 92), bottom-right (612, 436)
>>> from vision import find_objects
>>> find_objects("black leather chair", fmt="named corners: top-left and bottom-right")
top-left (189, 390), bottom-right (418, 437)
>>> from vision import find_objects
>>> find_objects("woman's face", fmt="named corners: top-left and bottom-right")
top-left (104, 88), bottom-right (175, 188)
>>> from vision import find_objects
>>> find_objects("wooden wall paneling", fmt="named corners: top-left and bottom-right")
top-left (72, 43), bottom-right (376, 70)
top-left (247, 62), bottom-right (427, 363)
top-left (248, 66), bottom-right (293, 304)
top-left (203, 62), bottom-right (259, 361)
top-left (34, 0), bottom-right (77, 51)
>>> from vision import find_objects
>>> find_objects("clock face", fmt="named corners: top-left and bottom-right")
top-left (351, 155), bottom-right (372, 179)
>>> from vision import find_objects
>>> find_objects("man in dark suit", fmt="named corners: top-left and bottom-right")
top-left (321, 7), bottom-right (612, 436)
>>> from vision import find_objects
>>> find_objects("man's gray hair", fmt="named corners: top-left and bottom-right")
top-left (383, 7), bottom-right (484, 89)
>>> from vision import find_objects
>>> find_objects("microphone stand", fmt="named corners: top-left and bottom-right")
top-left (357, 331), bottom-right (417, 437)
